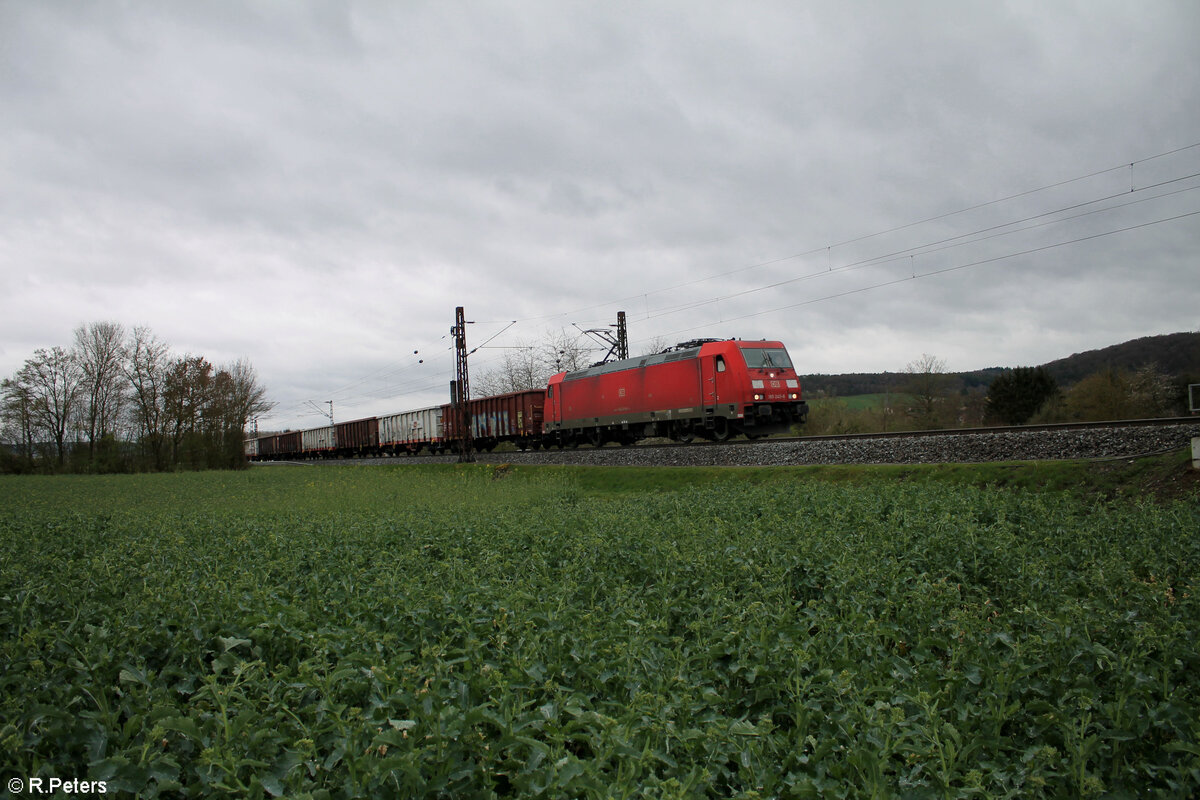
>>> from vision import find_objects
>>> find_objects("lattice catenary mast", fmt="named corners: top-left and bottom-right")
top-left (451, 306), bottom-right (474, 463)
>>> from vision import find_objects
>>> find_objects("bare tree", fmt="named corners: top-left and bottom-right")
top-left (903, 353), bottom-right (950, 427)
top-left (637, 336), bottom-right (670, 356)
top-left (73, 321), bottom-right (127, 458)
top-left (1, 373), bottom-right (37, 467)
top-left (475, 329), bottom-right (597, 394)
top-left (475, 339), bottom-right (545, 395)
top-left (178, 359), bottom-right (273, 467)
top-left (124, 326), bottom-right (171, 470)
top-left (18, 347), bottom-right (82, 466)
top-left (163, 355), bottom-right (213, 465)
top-left (220, 358), bottom-right (274, 434)
top-left (4, 322), bottom-right (274, 472)
top-left (206, 368), bottom-right (241, 465)
top-left (541, 328), bottom-right (594, 374)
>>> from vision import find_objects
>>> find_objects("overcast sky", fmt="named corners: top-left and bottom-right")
top-left (3, 1), bottom-right (1197, 429)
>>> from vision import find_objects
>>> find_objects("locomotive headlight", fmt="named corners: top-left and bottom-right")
top-left (753, 393), bottom-right (763, 401)
top-left (768, 372), bottom-right (776, 378)
top-left (790, 392), bottom-right (799, 400)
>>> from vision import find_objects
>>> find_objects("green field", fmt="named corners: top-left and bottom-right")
top-left (2, 462), bottom-right (1198, 798)
top-left (826, 394), bottom-right (897, 412)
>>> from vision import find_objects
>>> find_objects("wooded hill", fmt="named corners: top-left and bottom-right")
top-left (800, 331), bottom-right (1200, 399)
top-left (1039, 331), bottom-right (1200, 385)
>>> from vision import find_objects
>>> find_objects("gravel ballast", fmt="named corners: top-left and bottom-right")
top-left (401, 422), bottom-right (1200, 468)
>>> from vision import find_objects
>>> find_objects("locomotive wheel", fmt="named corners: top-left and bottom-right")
top-left (587, 428), bottom-right (604, 448)
top-left (672, 422), bottom-right (694, 443)
top-left (711, 417), bottom-right (731, 441)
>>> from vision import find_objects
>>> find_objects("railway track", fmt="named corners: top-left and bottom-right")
top-left (304, 417), bottom-right (1200, 468)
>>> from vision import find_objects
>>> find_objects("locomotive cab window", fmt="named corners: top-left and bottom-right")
top-left (547, 385), bottom-right (554, 398)
top-left (715, 356), bottom-right (726, 372)
top-left (742, 348), bottom-right (793, 370)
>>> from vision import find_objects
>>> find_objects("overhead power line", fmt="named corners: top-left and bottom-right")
top-left (276, 142), bottom-right (1199, 423)
top-left (483, 141), bottom-right (1200, 326)
top-left (629, 175), bottom-right (1200, 325)
top-left (658, 208), bottom-right (1200, 338)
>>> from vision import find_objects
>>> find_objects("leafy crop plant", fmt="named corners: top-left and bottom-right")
top-left (1, 465), bottom-right (1197, 797)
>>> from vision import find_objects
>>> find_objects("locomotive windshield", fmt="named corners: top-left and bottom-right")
top-left (741, 347), bottom-right (793, 369)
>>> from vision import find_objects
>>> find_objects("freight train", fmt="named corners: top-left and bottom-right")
top-left (245, 338), bottom-right (808, 460)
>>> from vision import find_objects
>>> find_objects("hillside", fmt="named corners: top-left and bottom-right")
top-left (1040, 331), bottom-right (1200, 385)
top-left (800, 331), bottom-right (1200, 397)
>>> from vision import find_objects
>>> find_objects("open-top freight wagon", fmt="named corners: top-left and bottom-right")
top-left (334, 417), bottom-right (379, 458)
top-left (442, 389), bottom-right (546, 452)
top-left (379, 406), bottom-right (444, 455)
top-left (255, 430), bottom-right (302, 459)
top-left (301, 426), bottom-right (336, 458)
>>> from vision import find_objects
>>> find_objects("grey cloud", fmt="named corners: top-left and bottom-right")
top-left (1, 1), bottom-right (1196, 428)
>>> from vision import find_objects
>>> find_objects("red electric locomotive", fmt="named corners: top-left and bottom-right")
top-left (543, 338), bottom-right (808, 446)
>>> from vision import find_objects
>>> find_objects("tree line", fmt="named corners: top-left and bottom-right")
top-left (1, 322), bottom-right (273, 473)
top-left (804, 355), bottom-right (1190, 436)
top-left (989, 363), bottom-right (1182, 424)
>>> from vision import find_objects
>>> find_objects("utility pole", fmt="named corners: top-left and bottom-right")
top-left (452, 306), bottom-right (474, 463)
top-left (616, 310), bottom-right (629, 361)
